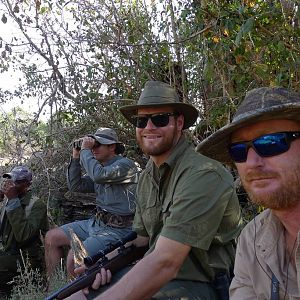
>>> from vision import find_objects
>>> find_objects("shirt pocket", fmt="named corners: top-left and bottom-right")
top-left (162, 196), bottom-right (172, 223)
top-left (141, 191), bottom-right (162, 231)
top-left (103, 183), bottom-right (114, 205)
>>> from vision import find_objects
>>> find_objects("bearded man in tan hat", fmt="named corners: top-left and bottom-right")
top-left (197, 87), bottom-right (300, 299)
top-left (67, 81), bottom-right (242, 300)
top-left (45, 127), bottom-right (140, 278)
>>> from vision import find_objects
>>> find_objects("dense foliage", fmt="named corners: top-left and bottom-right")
top-left (0, 2), bottom-right (298, 297)
top-left (0, 0), bottom-right (299, 221)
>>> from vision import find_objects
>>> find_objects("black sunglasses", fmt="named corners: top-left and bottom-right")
top-left (229, 131), bottom-right (300, 163)
top-left (93, 141), bottom-right (102, 148)
top-left (131, 112), bottom-right (179, 128)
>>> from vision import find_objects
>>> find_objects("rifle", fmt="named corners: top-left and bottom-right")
top-left (45, 232), bottom-right (148, 300)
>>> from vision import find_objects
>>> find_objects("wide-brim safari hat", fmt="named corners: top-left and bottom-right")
top-left (120, 81), bottom-right (198, 129)
top-left (90, 127), bottom-right (125, 154)
top-left (196, 87), bottom-right (300, 165)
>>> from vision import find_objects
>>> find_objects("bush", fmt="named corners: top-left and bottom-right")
top-left (8, 256), bottom-right (68, 300)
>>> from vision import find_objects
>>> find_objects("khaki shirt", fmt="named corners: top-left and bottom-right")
top-left (134, 137), bottom-right (243, 281)
top-left (230, 209), bottom-right (300, 299)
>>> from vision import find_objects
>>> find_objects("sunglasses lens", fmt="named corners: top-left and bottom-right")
top-left (253, 133), bottom-right (289, 157)
top-left (229, 133), bottom-right (291, 163)
top-left (229, 143), bottom-right (248, 162)
top-left (151, 114), bottom-right (170, 127)
top-left (93, 142), bottom-right (101, 148)
top-left (133, 113), bottom-right (173, 128)
top-left (132, 116), bottom-right (148, 128)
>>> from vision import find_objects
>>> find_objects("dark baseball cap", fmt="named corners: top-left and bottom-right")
top-left (3, 166), bottom-right (33, 182)
top-left (90, 127), bottom-right (125, 154)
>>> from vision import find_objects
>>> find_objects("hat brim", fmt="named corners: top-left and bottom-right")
top-left (120, 102), bottom-right (198, 129)
top-left (196, 105), bottom-right (300, 165)
top-left (91, 135), bottom-right (125, 155)
top-left (3, 172), bottom-right (32, 181)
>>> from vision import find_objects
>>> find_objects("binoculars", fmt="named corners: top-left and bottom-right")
top-left (73, 139), bottom-right (83, 150)
top-left (73, 135), bottom-right (95, 150)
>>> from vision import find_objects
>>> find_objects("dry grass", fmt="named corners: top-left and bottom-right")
top-left (8, 259), bottom-right (68, 300)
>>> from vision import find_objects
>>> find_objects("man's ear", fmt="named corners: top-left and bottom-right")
top-left (26, 181), bottom-right (31, 188)
top-left (109, 143), bottom-right (117, 153)
top-left (177, 114), bottom-right (184, 130)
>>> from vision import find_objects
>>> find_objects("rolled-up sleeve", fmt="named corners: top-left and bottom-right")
top-left (230, 231), bottom-right (257, 299)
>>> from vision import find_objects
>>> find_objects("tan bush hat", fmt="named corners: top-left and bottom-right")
top-left (196, 87), bottom-right (300, 165)
top-left (90, 127), bottom-right (125, 154)
top-left (120, 81), bottom-right (198, 129)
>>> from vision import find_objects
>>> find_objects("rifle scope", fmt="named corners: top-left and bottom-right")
top-left (84, 231), bottom-right (137, 267)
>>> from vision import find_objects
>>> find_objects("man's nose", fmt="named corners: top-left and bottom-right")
top-left (144, 117), bottom-right (156, 129)
top-left (245, 147), bottom-right (264, 166)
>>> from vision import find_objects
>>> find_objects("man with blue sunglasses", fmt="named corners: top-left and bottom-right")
top-left (67, 81), bottom-right (242, 300)
top-left (197, 87), bottom-right (300, 299)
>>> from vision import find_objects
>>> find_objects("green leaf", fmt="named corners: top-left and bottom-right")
top-left (277, 41), bottom-right (285, 52)
top-left (235, 28), bottom-right (243, 46)
top-left (235, 18), bottom-right (254, 45)
top-left (203, 60), bottom-right (214, 81)
top-left (243, 17), bottom-right (254, 34)
top-left (40, 7), bottom-right (48, 14)
top-left (254, 63), bottom-right (269, 79)
top-left (87, 66), bottom-right (93, 79)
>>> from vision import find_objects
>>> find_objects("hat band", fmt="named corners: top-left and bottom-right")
top-left (95, 133), bottom-right (117, 143)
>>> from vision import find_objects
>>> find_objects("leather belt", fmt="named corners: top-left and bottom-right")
top-left (95, 209), bottom-right (134, 228)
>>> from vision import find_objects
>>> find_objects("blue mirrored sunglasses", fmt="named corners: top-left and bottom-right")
top-left (131, 112), bottom-right (179, 128)
top-left (229, 131), bottom-right (300, 163)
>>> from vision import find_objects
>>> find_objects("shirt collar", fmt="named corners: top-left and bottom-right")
top-left (144, 136), bottom-right (190, 176)
top-left (256, 209), bottom-right (285, 257)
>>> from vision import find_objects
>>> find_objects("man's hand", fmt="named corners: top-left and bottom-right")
top-left (86, 268), bottom-right (112, 292)
top-left (94, 236), bottom-right (190, 300)
top-left (1, 179), bottom-right (18, 200)
top-left (80, 136), bottom-right (95, 150)
top-left (72, 136), bottom-right (95, 158)
top-left (72, 147), bottom-right (81, 158)
top-left (64, 267), bottom-right (111, 300)
top-left (70, 265), bottom-right (112, 297)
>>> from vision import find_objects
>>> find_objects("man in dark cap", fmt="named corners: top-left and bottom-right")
top-left (45, 127), bottom-right (140, 278)
top-left (0, 165), bottom-right (49, 292)
top-left (68, 81), bottom-right (242, 300)
top-left (197, 87), bottom-right (300, 299)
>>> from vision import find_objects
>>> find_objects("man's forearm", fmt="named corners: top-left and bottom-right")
top-left (95, 250), bottom-right (178, 300)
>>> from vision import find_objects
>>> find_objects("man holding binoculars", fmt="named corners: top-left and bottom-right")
top-left (45, 127), bottom-right (140, 278)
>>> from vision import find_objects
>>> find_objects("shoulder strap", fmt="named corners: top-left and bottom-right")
top-left (271, 271), bottom-right (279, 300)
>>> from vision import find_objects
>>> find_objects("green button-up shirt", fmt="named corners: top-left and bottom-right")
top-left (134, 137), bottom-right (243, 281)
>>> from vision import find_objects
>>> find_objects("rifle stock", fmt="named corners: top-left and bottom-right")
top-left (45, 245), bottom-right (148, 300)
